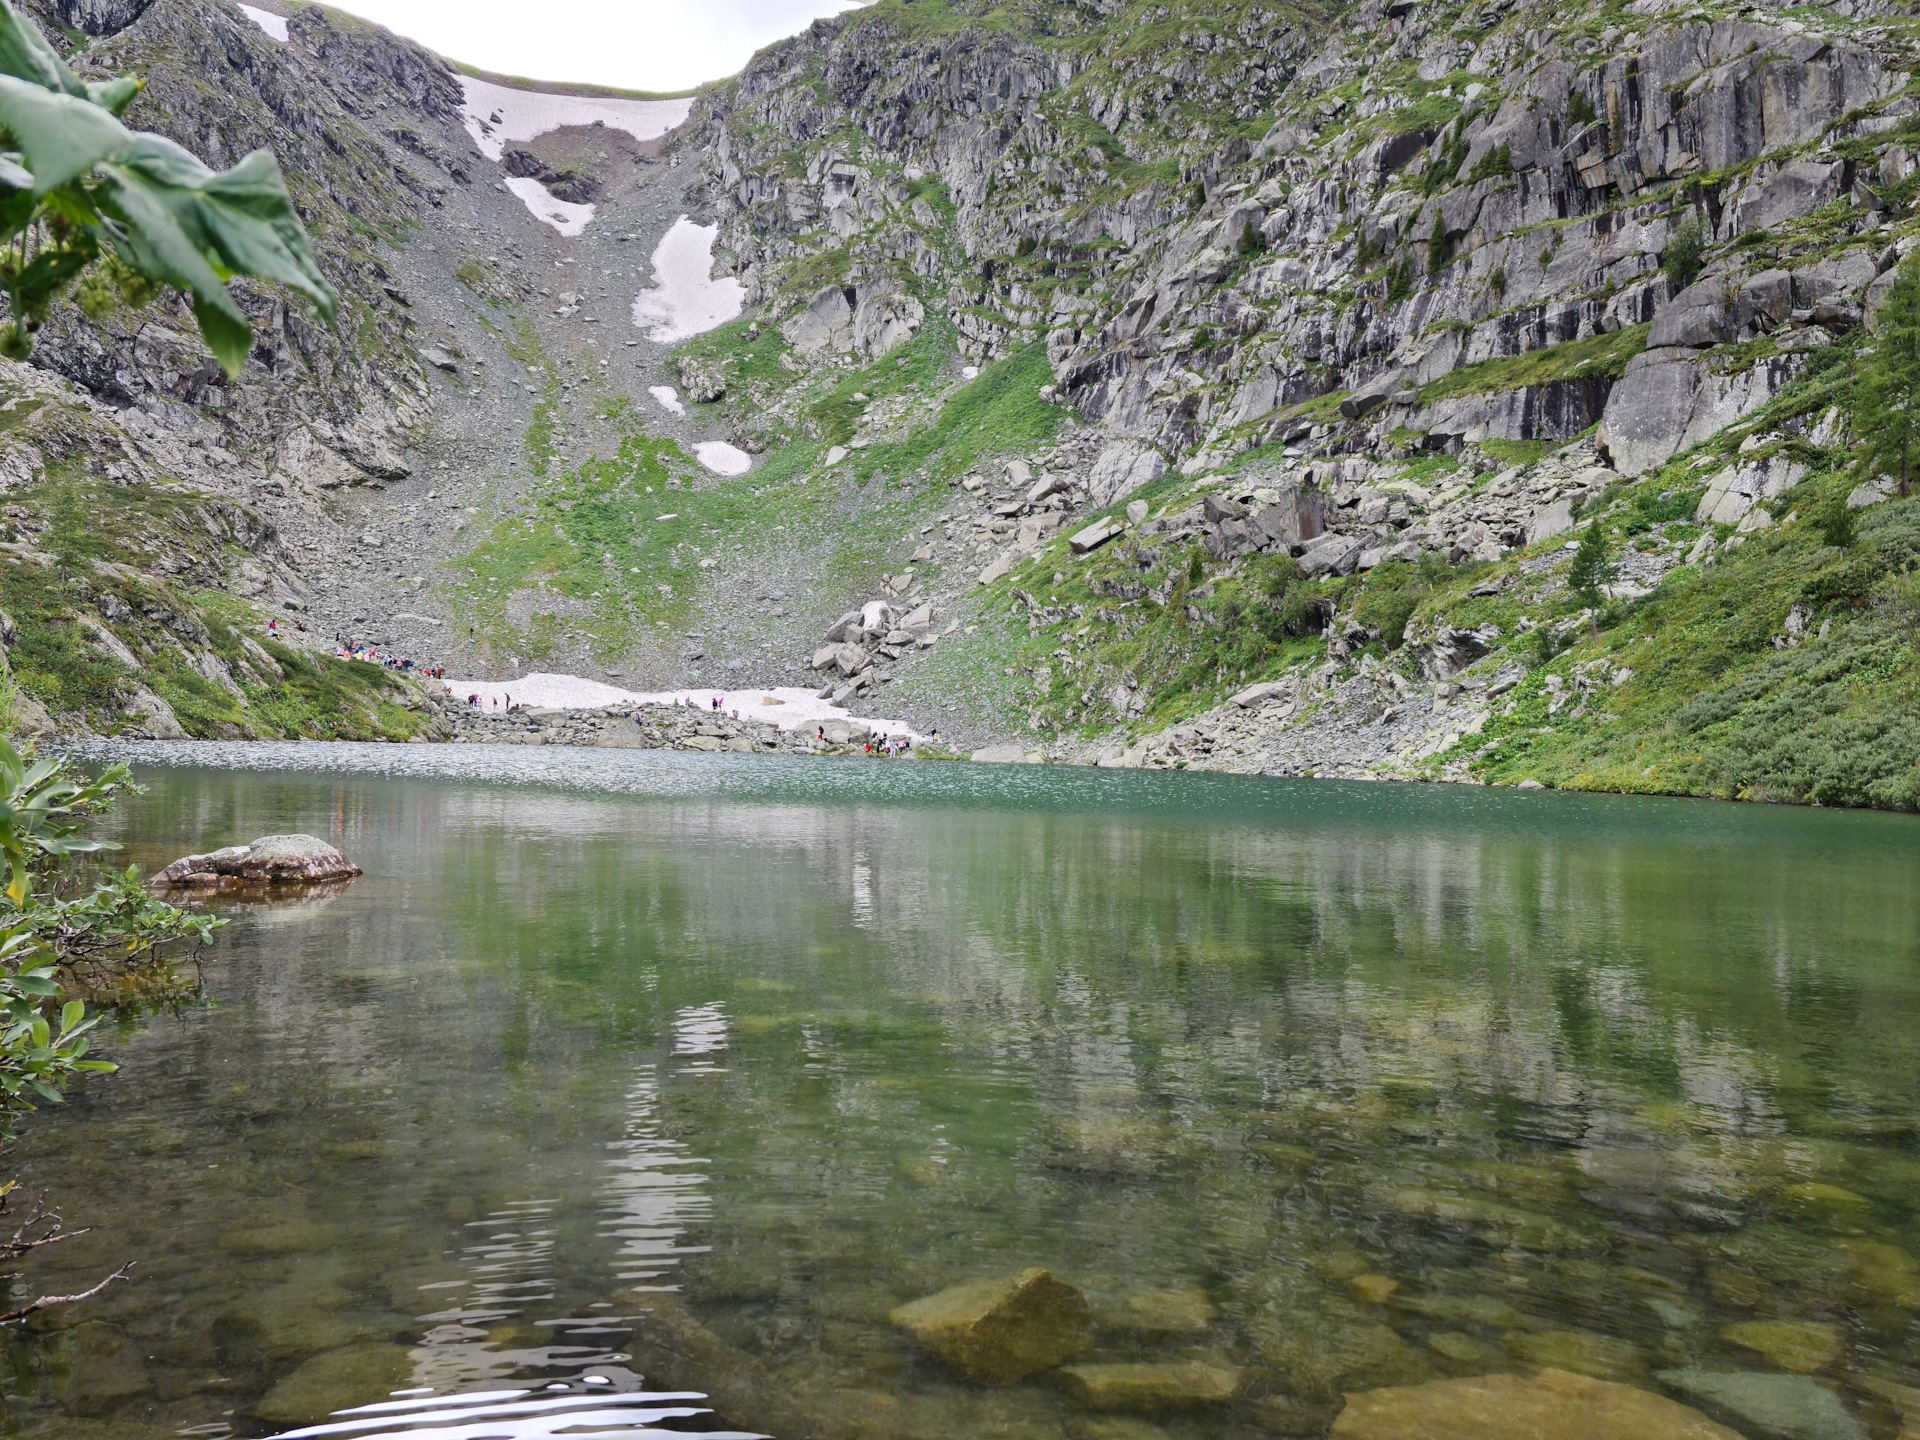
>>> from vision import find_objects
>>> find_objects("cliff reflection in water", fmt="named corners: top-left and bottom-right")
top-left (0, 749), bottom-right (1910, 1438)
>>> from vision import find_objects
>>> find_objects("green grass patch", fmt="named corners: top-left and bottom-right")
top-left (1419, 324), bottom-right (1650, 404)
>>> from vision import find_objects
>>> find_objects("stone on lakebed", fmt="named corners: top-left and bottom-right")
top-left (1059, 1361), bottom-right (1241, 1410)
top-left (890, 1267), bottom-right (1091, 1384)
top-left (1330, 1368), bottom-right (1744, 1440)
top-left (156, 834), bottom-right (360, 887)
top-left (253, 1342), bottom-right (412, 1427)
top-left (1719, 1319), bottom-right (1843, 1373)
top-left (1656, 1369), bottom-right (1869, 1440)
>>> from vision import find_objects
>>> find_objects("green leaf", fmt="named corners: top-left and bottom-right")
top-left (58, 998), bottom-right (81, 1033)
top-left (115, 139), bottom-right (336, 320)
top-left (86, 75), bottom-right (142, 118)
top-left (29, 1078), bottom-right (61, 1104)
top-left (0, 4), bottom-right (85, 98)
top-left (0, 74), bottom-right (132, 194)
top-left (97, 160), bottom-right (252, 374)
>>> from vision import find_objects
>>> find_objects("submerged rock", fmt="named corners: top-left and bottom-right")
top-left (1656, 1369), bottom-right (1869, 1440)
top-left (1507, 1328), bottom-right (1645, 1380)
top-left (1331, 1368), bottom-right (1744, 1440)
top-left (1059, 1362), bottom-right (1241, 1410)
top-left (253, 1343), bottom-right (412, 1427)
top-left (890, 1267), bottom-right (1092, 1384)
top-left (1720, 1320), bottom-right (1843, 1373)
top-left (1098, 1288), bottom-right (1216, 1333)
top-left (157, 834), bottom-right (360, 887)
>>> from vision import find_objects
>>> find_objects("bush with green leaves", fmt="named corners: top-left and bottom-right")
top-left (0, 0), bottom-right (335, 371)
top-left (1663, 214), bottom-right (1706, 292)
top-left (0, 739), bottom-right (215, 1136)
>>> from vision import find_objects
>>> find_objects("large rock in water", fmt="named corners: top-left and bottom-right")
top-left (157, 835), bottom-right (360, 887)
top-left (1331, 1368), bottom-right (1744, 1440)
top-left (889, 1268), bottom-right (1091, 1384)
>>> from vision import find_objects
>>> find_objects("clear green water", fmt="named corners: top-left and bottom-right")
top-left (4, 744), bottom-right (1919, 1439)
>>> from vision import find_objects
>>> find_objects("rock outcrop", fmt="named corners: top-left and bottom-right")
top-left (156, 835), bottom-right (361, 887)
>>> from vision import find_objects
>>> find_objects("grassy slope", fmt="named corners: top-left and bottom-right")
top-left (450, 318), bottom-right (1064, 671)
top-left (0, 469), bottom-right (432, 739)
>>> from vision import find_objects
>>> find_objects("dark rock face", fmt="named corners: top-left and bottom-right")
top-left (501, 147), bottom-right (600, 202)
top-left (156, 835), bottom-right (361, 887)
top-left (58, 0), bottom-right (155, 35)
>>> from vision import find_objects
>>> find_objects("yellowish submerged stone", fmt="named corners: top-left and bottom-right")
top-left (1330, 1367), bottom-right (1745, 1440)
top-left (1058, 1362), bottom-right (1242, 1410)
top-left (890, 1267), bottom-right (1091, 1385)
top-left (1720, 1319), bottom-right (1843, 1373)
top-left (1506, 1328), bottom-right (1644, 1380)
top-left (254, 1344), bottom-right (413, 1427)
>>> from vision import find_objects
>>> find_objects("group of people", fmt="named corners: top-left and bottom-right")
top-left (809, 723), bottom-right (914, 757)
top-left (680, 696), bottom-right (742, 719)
top-left (331, 632), bottom-right (445, 678)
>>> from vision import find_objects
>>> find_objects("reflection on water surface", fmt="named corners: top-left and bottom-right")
top-left (3, 743), bottom-right (1917, 1439)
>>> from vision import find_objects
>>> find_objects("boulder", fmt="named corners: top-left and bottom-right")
top-left (1059, 1362), bottom-right (1241, 1410)
top-left (1650, 280), bottom-right (1734, 348)
top-left (1331, 1368), bottom-right (1743, 1440)
top-left (1596, 348), bottom-right (1699, 475)
top-left (890, 1268), bottom-right (1091, 1384)
top-left (1525, 498), bottom-right (1577, 546)
top-left (1250, 487), bottom-right (1327, 550)
top-left (156, 835), bottom-right (360, 887)
top-left (971, 744), bottom-right (1031, 763)
top-left (1228, 680), bottom-right (1290, 709)
top-left (676, 354), bottom-right (726, 403)
top-left (1087, 440), bottom-right (1167, 508)
top-left (1655, 1370), bottom-right (1868, 1440)
top-left (1069, 518), bottom-right (1124, 555)
top-left (1297, 533), bottom-right (1365, 577)
top-left (851, 290), bottom-right (925, 357)
top-left (783, 285), bottom-right (855, 354)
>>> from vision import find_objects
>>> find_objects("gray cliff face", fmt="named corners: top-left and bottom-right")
top-left (695, 0), bottom-right (1909, 485)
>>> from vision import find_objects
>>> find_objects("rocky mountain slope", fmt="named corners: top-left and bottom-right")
top-left (2, 0), bottom-right (1917, 806)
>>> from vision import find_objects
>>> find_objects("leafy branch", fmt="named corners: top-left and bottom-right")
top-left (0, 0), bottom-right (336, 373)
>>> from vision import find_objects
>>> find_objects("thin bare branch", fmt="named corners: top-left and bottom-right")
top-left (0, 1262), bottom-right (131, 1324)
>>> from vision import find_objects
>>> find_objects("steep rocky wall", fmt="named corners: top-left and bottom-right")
top-left (693, 0), bottom-right (1913, 491)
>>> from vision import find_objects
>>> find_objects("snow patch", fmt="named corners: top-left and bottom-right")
top-left (648, 385), bottom-right (686, 415)
top-left (459, 77), bottom-right (691, 163)
top-left (504, 176), bottom-right (593, 237)
top-left (441, 675), bottom-right (921, 742)
top-left (961, 365), bottom-right (980, 379)
top-left (631, 216), bottom-right (745, 342)
top-left (694, 441), bottom-right (752, 476)
top-left (237, 4), bottom-right (287, 40)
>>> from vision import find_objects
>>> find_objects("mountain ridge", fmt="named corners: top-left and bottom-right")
top-left (0, 0), bottom-right (1915, 806)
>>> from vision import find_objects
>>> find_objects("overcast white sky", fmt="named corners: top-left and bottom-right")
top-left (316, 0), bottom-right (864, 92)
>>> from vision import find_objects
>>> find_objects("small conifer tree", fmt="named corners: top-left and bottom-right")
top-left (1566, 518), bottom-right (1615, 636)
